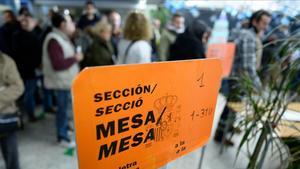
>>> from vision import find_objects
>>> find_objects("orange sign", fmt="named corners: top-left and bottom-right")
top-left (72, 59), bottom-right (222, 169)
top-left (206, 43), bottom-right (236, 77)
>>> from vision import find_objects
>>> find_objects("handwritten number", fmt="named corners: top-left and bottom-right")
top-left (197, 73), bottom-right (204, 87)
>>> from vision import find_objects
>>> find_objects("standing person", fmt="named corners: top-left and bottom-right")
top-left (77, 1), bottom-right (101, 30)
top-left (40, 8), bottom-right (57, 114)
top-left (12, 13), bottom-right (41, 122)
top-left (0, 10), bottom-right (20, 57)
top-left (108, 10), bottom-right (122, 56)
top-left (214, 10), bottom-right (271, 145)
top-left (43, 12), bottom-right (83, 147)
top-left (82, 21), bottom-right (114, 67)
top-left (41, 8), bottom-right (56, 43)
top-left (117, 11), bottom-right (152, 64)
top-left (231, 10), bottom-right (271, 88)
top-left (151, 19), bottom-right (161, 61)
top-left (158, 13), bottom-right (185, 61)
top-left (0, 51), bottom-right (24, 169)
top-left (169, 20), bottom-right (209, 61)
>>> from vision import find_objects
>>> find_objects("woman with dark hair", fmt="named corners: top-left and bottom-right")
top-left (168, 20), bottom-right (209, 61)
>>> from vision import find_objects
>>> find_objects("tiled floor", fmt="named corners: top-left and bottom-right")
top-left (0, 95), bottom-right (286, 169)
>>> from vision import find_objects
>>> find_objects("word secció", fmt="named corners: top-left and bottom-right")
top-left (95, 98), bottom-right (144, 117)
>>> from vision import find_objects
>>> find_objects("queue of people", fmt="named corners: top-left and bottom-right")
top-left (0, 0), bottom-right (297, 168)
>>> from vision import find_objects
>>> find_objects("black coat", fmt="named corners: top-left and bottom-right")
top-left (168, 33), bottom-right (206, 61)
top-left (81, 36), bottom-right (114, 68)
top-left (77, 14), bottom-right (100, 30)
top-left (11, 29), bottom-right (41, 80)
top-left (0, 22), bottom-right (21, 57)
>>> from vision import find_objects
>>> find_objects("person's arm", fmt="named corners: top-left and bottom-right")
top-left (241, 36), bottom-right (262, 88)
top-left (82, 44), bottom-right (95, 67)
top-left (0, 56), bottom-right (24, 104)
top-left (158, 30), bottom-right (169, 61)
top-left (47, 39), bottom-right (77, 71)
top-left (32, 34), bottom-right (43, 69)
top-left (191, 39), bottom-right (206, 59)
top-left (11, 31), bottom-right (20, 60)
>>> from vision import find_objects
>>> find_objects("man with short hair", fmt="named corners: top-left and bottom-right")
top-left (231, 10), bottom-right (271, 87)
top-left (108, 10), bottom-right (122, 56)
top-left (158, 13), bottom-right (185, 61)
top-left (77, 1), bottom-right (101, 30)
top-left (11, 13), bottom-right (42, 122)
top-left (214, 10), bottom-right (272, 145)
top-left (43, 12), bottom-right (83, 147)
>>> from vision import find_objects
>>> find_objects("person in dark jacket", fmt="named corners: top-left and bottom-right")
top-left (168, 20), bottom-right (209, 61)
top-left (11, 13), bottom-right (41, 122)
top-left (0, 10), bottom-right (20, 57)
top-left (158, 13), bottom-right (185, 61)
top-left (82, 21), bottom-right (114, 68)
top-left (77, 1), bottom-right (101, 30)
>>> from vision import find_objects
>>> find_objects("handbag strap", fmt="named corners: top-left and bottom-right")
top-left (122, 40), bottom-right (137, 64)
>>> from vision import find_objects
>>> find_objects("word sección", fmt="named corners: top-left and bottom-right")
top-left (94, 84), bottom-right (157, 103)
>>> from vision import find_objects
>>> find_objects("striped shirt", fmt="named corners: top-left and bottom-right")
top-left (229, 28), bottom-right (262, 88)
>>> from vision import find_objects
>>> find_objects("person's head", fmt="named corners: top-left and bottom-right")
top-left (2, 10), bottom-right (17, 24)
top-left (51, 12), bottom-right (76, 37)
top-left (186, 20), bottom-right (209, 44)
top-left (123, 11), bottom-right (152, 41)
top-left (19, 7), bottom-right (30, 16)
top-left (108, 11), bottom-right (121, 28)
top-left (93, 21), bottom-right (112, 41)
top-left (152, 19), bottom-right (161, 30)
top-left (47, 9), bottom-right (55, 20)
top-left (20, 13), bottom-right (37, 32)
top-left (249, 10), bottom-right (271, 34)
top-left (171, 13), bottom-right (185, 30)
top-left (20, 15), bottom-right (29, 30)
top-left (85, 1), bottom-right (96, 16)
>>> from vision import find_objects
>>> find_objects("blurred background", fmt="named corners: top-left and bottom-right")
top-left (0, 0), bottom-right (299, 169)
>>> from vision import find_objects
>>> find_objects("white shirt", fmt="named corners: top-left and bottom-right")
top-left (117, 39), bottom-right (152, 64)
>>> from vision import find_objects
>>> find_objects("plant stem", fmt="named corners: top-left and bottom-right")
top-left (247, 126), bottom-right (268, 169)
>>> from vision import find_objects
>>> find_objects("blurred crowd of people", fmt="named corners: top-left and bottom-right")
top-left (0, 0), bottom-right (299, 169)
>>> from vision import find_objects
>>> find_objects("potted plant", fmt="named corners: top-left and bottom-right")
top-left (235, 31), bottom-right (300, 169)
